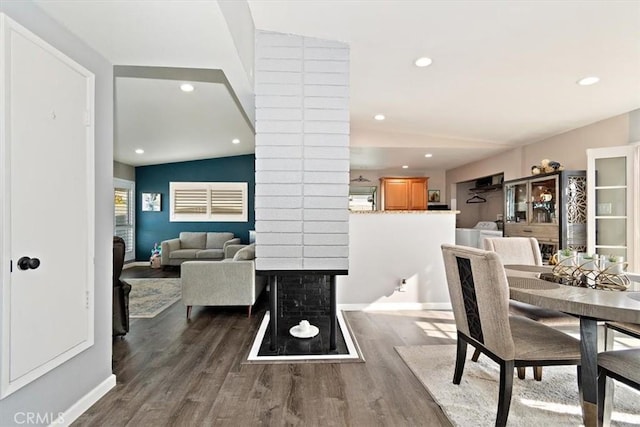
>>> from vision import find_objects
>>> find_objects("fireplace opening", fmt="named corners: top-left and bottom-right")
top-left (250, 272), bottom-right (358, 359)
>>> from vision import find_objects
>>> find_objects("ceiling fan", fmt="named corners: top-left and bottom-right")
top-left (351, 175), bottom-right (371, 183)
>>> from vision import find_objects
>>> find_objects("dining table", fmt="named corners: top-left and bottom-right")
top-left (504, 264), bottom-right (640, 427)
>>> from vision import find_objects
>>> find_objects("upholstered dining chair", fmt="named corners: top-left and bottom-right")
top-left (604, 321), bottom-right (640, 349)
top-left (604, 274), bottom-right (640, 350)
top-left (441, 244), bottom-right (582, 427)
top-left (483, 236), bottom-right (578, 381)
top-left (597, 348), bottom-right (640, 426)
top-left (483, 236), bottom-right (543, 266)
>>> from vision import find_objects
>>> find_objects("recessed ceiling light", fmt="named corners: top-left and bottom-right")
top-left (577, 76), bottom-right (600, 86)
top-left (414, 57), bottom-right (433, 68)
top-left (135, 149), bottom-right (144, 154)
top-left (424, 153), bottom-right (433, 158)
top-left (232, 138), bottom-right (240, 144)
top-left (402, 165), bottom-right (409, 169)
top-left (374, 114), bottom-right (385, 121)
top-left (180, 83), bottom-right (195, 92)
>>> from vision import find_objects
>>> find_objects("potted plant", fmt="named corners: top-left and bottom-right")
top-left (605, 255), bottom-right (625, 274)
top-left (579, 253), bottom-right (596, 270)
top-left (557, 248), bottom-right (576, 266)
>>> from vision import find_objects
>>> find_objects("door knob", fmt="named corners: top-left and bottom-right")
top-left (17, 256), bottom-right (40, 270)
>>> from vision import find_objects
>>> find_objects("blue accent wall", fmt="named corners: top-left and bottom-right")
top-left (135, 154), bottom-right (255, 260)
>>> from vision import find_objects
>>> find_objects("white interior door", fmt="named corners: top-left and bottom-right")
top-left (1, 14), bottom-right (95, 398)
top-left (587, 144), bottom-right (639, 272)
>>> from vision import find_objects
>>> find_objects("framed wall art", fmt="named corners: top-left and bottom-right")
top-left (142, 192), bottom-right (161, 211)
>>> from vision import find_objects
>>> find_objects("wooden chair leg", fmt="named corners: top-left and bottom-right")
top-left (517, 367), bottom-right (526, 379)
top-left (471, 348), bottom-right (481, 362)
top-left (533, 366), bottom-right (542, 381)
top-left (453, 337), bottom-right (467, 385)
top-left (186, 305), bottom-right (192, 320)
top-left (497, 360), bottom-right (515, 427)
top-left (247, 305), bottom-right (252, 318)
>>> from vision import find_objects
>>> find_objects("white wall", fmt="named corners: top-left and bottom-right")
top-left (630, 109), bottom-right (640, 142)
top-left (0, 2), bottom-right (113, 426)
top-left (114, 161), bottom-right (134, 181)
top-left (338, 213), bottom-right (455, 310)
top-left (447, 112), bottom-right (633, 193)
top-left (446, 112), bottom-right (636, 226)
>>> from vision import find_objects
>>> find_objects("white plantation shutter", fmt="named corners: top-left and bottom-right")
top-left (170, 182), bottom-right (247, 222)
top-left (211, 188), bottom-right (244, 214)
top-left (174, 188), bottom-right (207, 214)
top-left (114, 179), bottom-right (135, 261)
top-left (114, 188), bottom-right (130, 225)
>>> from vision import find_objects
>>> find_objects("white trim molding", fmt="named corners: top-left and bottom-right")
top-left (51, 374), bottom-right (115, 427)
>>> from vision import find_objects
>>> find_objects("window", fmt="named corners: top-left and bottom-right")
top-left (170, 182), bottom-right (248, 222)
top-left (114, 178), bottom-right (135, 261)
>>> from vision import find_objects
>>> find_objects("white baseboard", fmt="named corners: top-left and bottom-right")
top-left (339, 302), bottom-right (452, 311)
top-left (52, 374), bottom-right (116, 427)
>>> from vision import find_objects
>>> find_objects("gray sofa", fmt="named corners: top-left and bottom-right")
top-left (160, 232), bottom-right (240, 266)
top-left (181, 244), bottom-right (266, 318)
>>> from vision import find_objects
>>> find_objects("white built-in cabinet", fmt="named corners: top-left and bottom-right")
top-left (587, 144), bottom-right (640, 272)
top-left (1, 14), bottom-right (95, 398)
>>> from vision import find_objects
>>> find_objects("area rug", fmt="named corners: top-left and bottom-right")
top-left (126, 278), bottom-right (181, 318)
top-left (396, 345), bottom-right (640, 426)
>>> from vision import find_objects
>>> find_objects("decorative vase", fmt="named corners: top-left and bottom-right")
top-left (607, 257), bottom-right (625, 274)
top-left (557, 250), bottom-right (576, 266)
top-left (578, 253), bottom-right (595, 270)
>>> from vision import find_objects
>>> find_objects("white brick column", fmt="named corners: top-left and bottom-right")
top-left (254, 31), bottom-right (349, 271)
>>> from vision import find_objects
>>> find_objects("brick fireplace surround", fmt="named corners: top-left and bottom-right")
top-left (253, 30), bottom-right (351, 356)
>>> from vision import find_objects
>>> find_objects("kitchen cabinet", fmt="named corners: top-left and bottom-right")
top-left (504, 170), bottom-right (586, 259)
top-left (380, 177), bottom-right (428, 210)
top-left (587, 145), bottom-right (639, 271)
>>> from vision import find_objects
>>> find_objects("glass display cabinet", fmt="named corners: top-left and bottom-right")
top-left (504, 170), bottom-right (587, 261)
top-left (587, 144), bottom-right (639, 272)
top-left (504, 181), bottom-right (528, 223)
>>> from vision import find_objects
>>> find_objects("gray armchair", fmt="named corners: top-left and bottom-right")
top-left (181, 244), bottom-right (266, 319)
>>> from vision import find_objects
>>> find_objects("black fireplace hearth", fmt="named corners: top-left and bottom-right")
top-left (256, 270), bottom-right (348, 356)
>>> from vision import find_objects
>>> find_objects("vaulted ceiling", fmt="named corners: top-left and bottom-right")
top-left (36, 0), bottom-right (640, 171)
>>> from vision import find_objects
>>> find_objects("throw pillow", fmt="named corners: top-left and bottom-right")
top-left (233, 244), bottom-right (255, 261)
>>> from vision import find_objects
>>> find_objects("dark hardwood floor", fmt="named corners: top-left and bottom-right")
top-left (121, 264), bottom-right (181, 279)
top-left (76, 266), bottom-right (454, 426)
